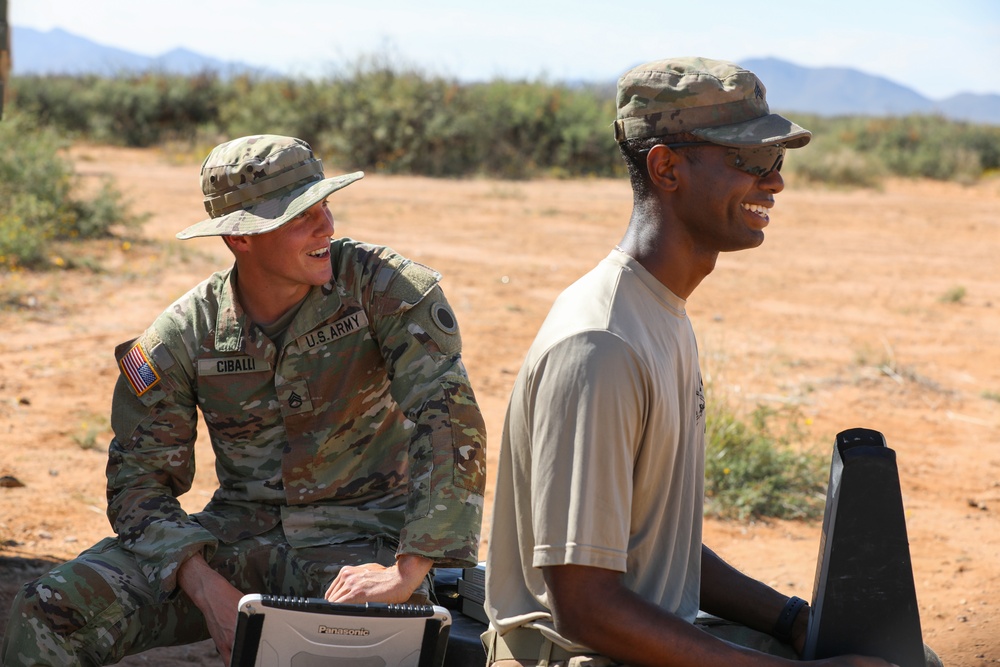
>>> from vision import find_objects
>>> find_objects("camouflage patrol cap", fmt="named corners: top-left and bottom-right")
top-left (614, 57), bottom-right (811, 148)
top-left (176, 135), bottom-right (363, 240)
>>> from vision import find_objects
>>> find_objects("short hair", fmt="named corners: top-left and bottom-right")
top-left (618, 132), bottom-right (706, 203)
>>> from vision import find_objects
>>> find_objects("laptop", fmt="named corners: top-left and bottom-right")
top-left (802, 428), bottom-right (925, 666)
top-left (230, 594), bottom-right (452, 667)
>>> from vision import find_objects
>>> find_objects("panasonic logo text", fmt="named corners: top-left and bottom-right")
top-left (318, 625), bottom-right (370, 636)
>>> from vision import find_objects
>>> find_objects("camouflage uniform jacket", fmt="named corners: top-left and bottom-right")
top-left (107, 238), bottom-right (486, 601)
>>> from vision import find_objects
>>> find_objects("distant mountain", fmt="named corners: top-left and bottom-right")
top-left (743, 57), bottom-right (1000, 125)
top-left (10, 27), bottom-right (1000, 125)
top-left (11, 26), bottom-right (274, 78)
top-left (934, 93), bottom-right (1000, 126)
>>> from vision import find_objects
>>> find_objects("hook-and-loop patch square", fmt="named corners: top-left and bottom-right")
top-left (120, 342), bottom-right (161, 396)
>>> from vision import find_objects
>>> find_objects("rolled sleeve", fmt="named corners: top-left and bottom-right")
top-left (373, 278), bottom-right (487, 567)
top-left (106, 340), bottom-right (218, 601)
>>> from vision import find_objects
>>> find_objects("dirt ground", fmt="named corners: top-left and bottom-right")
top-left (1, 144), bottom-right (999, 666)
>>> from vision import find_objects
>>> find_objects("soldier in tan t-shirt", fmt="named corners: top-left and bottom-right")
top-left (483, 57), bottom-right (925, 667)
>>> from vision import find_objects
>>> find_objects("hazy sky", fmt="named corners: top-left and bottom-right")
top-left (12, 0), bottom-right (1000, 99)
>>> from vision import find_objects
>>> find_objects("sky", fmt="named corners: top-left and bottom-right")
top-left (11, 0), bottom-right (1000, 100)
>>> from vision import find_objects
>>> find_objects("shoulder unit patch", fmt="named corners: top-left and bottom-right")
top-left (430, 301), bottom-right (459, 334)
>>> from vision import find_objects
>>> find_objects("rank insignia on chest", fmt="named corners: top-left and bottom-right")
top-left (120, 342), bottom-right (161, 396)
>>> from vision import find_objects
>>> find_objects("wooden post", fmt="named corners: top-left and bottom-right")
top-left (0, 0), bottom-right (9, 118)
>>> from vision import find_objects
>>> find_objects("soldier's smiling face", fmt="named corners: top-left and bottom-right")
top-left (245, 199), bottom-right (336, 288)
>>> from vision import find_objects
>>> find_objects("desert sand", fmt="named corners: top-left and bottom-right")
top-left (1, 144), bottom-right (999, 665)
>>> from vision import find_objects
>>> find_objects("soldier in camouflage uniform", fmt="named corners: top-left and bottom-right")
top-left (3, 135), bottom-right (487, 666)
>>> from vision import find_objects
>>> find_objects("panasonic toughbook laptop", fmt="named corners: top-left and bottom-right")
top-left (802, 428), bottom-right (925, 666)
top-left (230, 594), bottom-right (452, 667)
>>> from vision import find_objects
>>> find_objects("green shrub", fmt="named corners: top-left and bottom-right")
top-left (463, 79), bottom-right (620, 179)
top-left (939, 285), bottom-right (967, 304)
top-left (788, 143), bottom-right (887, 188)
top-left (0, 112), bottom-right (143, 270)
top-left (324, 58), bottom-right (476, 176)
top-left (10, 75), bottom-right (94, 136)
top-left (8, 70), bottom-right (1000, 183)
top-left (218, 76), bottom-right (327, 147)
top-left (785, 113), bottom-right (1000, 184)
top-left (12, 73), bottom-right (225, 146)
top-left (704, 400), bottom-right (827, 521)
top-left (0, 194), bottom-right (57, 267)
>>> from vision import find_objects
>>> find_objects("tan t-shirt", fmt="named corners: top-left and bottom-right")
top-left (485, 250), bottom-right (706, 652)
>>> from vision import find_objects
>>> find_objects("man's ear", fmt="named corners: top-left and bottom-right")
top-left (646, 144), bottom-right (682, 193)
top-left (223, 235), bottom-right (251, 254)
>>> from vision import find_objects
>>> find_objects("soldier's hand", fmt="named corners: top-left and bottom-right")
top-left (325, 554), bottom-right (433, 604)
top-left (177, 553), bottom-right (244, 665)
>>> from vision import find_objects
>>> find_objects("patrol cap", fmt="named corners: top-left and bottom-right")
top-left (614, 57), bottom-right (811, 148)
top-left (176, 134), bottom-right (364, 240)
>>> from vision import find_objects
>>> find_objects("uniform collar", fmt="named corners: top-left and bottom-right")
top-left (214, 266), bottom-right (246, 352)
top-left (285, 279), bottom-right (343, 343)
top-left (214, 264), bottom-right (345, 352)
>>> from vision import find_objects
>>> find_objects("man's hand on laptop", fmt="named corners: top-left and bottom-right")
top-left (325, 554), bottom-right (433, 604)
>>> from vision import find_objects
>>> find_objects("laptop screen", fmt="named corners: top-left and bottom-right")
top-left (230, 594), bottom-right (452, 667)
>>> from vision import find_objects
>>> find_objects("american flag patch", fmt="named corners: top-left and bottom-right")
top-left (120, 342), bottom-right (161, 396)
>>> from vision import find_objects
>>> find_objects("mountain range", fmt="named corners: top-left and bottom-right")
top-left (10, 26), bottom-right (1000, 125)
top-left (11, 27), bottom-right (275, 79)
top-left (740, 57), bottom-right (999, 125)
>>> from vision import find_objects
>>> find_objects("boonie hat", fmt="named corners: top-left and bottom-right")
top-left (614, 57), bottom-right (811, 148)
top-left (177, 135), bottom-right (363, 240)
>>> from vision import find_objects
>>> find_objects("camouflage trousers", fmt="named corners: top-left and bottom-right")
top-left (2, 527), bottom-right (426, 666)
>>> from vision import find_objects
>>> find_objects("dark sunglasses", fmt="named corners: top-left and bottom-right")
top-left (642, 142), bottom-right (786, 177)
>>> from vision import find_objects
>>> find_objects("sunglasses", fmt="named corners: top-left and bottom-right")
top-left (643, 142), bottom-right (786, 177)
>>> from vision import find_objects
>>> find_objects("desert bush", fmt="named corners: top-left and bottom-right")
top-left (218, 76), bottom-right (329, 147)
top-left (869, 116), bottom-right (987, 182)
top-left (463, 79), bottom-right (620, 179)
top-left (324, 57), bottom-right (475, 176)
top-left (939, 285), bottom-right (967, 304)
top-left (216, 62), bottom-right (623, 179)
top-left (787, 142), bottom-right (887, 188)
top-left (704, 398), bottom-right (827, 521)
top-left (0, 113), bottom-right (142, 270)
top-left (786, 113), bottom-right (1000, 184)
top-left (7, 66), bottom-right (626, 178)
top-left (12, 73), bottom-right (225, 146)
top-left (86, 73), bottom-right (224, 146)
top-left (8, 70), bottom-right (1000, 183)
top-left (9, 75), bottom-right (94, 135)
